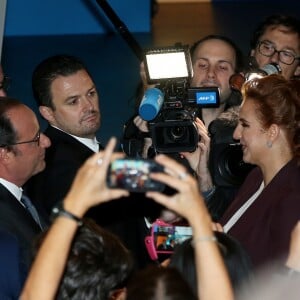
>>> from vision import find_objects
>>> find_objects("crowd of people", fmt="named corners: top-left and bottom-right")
top-left (0, 12), bottom-right (300, 300)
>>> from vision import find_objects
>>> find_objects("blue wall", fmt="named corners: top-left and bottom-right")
top-left (4, 0), bottom-right (151, 36)
top-left (2, 0), bottom-right (152, 144)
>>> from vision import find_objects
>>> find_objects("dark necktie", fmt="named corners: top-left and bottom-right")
top-left (21, 193), bottom-right (43, 230)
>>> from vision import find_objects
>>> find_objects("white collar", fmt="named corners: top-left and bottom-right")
top-left (51, 125), bottom-right (100, 153)
top-left (0, 178), bottom-right (22, 201)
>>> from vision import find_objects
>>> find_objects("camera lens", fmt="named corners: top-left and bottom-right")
top-left (216, 144), bottom-right (254, 186)
top-left (151, 116), bottom-right (198, 153)
top-left (167, 126), bottom-right (187, 141)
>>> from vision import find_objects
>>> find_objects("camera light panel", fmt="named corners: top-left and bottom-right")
top-left (145, 51), bottom-right (189, 81)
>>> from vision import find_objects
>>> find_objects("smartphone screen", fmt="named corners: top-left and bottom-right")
top-left (107, 158), bottom-right (165, 192)
top-left (153, 224), bottom-right (193, 254)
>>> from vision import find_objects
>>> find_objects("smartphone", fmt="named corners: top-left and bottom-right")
top-left (153, 224), bottom-right (193, 254)
top-left (107, 158), bottom-right (165, 192)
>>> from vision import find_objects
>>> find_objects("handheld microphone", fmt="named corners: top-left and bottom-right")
top-left (245, 62), bottom-right (281, 81)
top-left (139, 88), bottom-right (164, 121)
top-left (230, 63), bottom-right (282, 91)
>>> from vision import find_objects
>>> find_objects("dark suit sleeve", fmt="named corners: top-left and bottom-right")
top-left (0, 231), bottom-right (27, 300)
top-left (26, 140), bottom-right (92, 217)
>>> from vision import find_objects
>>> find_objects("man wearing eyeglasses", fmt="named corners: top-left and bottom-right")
top-left (249, 14), bottom-right (300, 80)
top-left (0, 97), bottom-right (51, 298)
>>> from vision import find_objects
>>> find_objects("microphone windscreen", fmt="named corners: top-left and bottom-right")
top-left (261, 63), bottom-right (281, 75)
top-left (139, 88), bottom-right (164, 121)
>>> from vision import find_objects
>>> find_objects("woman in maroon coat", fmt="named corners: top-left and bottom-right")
top-left (219, 74), bottom-right (300, 269)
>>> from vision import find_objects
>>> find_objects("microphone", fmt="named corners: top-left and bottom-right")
top-left (245, 62), bottom-right (281, 81)
top-left (230, 63), bottom-right (282, 91)
top-left (139, 87), bottom-right (164, 121)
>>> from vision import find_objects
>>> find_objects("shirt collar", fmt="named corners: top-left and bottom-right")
top-left (51, 125), bottom-right (100, 152)
top-left (0, 178), bottom-right (23, 201)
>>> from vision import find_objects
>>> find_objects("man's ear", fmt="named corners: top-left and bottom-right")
top-left (294, 64), bottom-right (300, 77)
top-left (0, 147), bottom-right (11, 163)
top-left (39, 106), bottom-right (55, 123)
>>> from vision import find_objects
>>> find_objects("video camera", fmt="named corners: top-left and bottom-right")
top-left (139, 45), bottom-right (220, 153)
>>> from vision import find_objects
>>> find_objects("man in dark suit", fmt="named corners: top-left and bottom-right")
top-left (24, 55), bottom-right (158, 269)
top-left (0, 230), bottom-right (26, 300)
top-left (0, 97), bottom-right (51, 297)
top-left (26, 55), bottom-right (103, 220)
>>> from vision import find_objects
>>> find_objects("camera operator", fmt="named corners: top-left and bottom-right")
top-left (185, 35), bottom-right (246, 222)
top-left (189, 35), bottom-right (244, 127)
top-left (122, 35), bottom-right (246, 223)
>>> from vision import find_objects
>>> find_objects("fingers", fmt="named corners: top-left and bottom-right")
top-left (87, 137), bottom-right (117, 167)
top-left (155, 154), bottom-right (189, 180)
top-left (133, 115), bottom-right (141, 125)
top-left (197, 142), bottom-right (210, 161)
top-left (106, 189), bottom-right (129, 200)
top-left (146, 153), bottom-right (210, 224)
top-left (195, 119), bottom-right (210, 141)
top-left (212, 222), bottom-right (224, 232)
top-left (150, 172), bottom-right (191, 194)
top-left (133, 116), bottom-right (149, 132)
top-left (146, 190), bottom-right (173, 208)
top-left (63, 138), bottom-right (130, 217)
top-left (140, 61), bottom-right (148, 84)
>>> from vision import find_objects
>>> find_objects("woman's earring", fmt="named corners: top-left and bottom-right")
top-left (266, 141), bottom-right (273, 148)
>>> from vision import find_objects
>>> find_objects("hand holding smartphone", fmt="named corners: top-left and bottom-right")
top-left (107, 158), bottom-right (165, 192)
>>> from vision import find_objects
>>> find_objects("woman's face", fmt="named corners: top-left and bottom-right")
top-left (233, 99), bottom-right (268, 166)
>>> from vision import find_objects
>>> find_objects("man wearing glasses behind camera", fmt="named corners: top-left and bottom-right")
top-left (249, 14), bottom-right (300, 80)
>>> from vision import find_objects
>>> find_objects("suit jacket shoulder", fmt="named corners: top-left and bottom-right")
top-left (26, 126), bottom-right (95, 216)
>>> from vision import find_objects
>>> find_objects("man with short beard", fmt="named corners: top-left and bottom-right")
top-left (25, 55), bottom-right (103, 221)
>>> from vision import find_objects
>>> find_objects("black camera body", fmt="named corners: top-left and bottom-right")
top-left (141, 45), bottom-right (220, 153)
top-left (208, 111), bottom-right (255, 187)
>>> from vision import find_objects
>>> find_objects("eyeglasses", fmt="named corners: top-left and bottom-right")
top-left (257, 41), bottom-right (300, 65)
top-left (1, 131), bottom-right (41, 147)
top-left (0, 76), bottom-right (11, 92)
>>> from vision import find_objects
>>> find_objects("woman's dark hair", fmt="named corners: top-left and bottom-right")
top-left (34, 218), bottom-right (134, 300)
top-left (169, 232), bottom-right (253, 296)
top-left (126, 265), bottom-right (197, 300)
